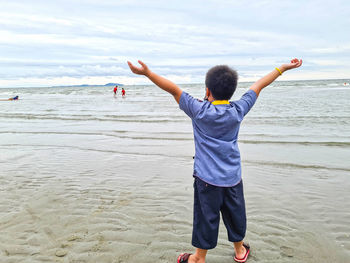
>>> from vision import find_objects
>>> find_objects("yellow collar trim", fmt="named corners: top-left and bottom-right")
top-left (211, 100), bottom-right (229, 105)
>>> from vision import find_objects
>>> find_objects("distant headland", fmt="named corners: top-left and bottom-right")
top-left (50, 83), bottom-right (123, 88)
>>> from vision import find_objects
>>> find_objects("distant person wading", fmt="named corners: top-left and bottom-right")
top-left (113, 85), bottom-right (118, 96)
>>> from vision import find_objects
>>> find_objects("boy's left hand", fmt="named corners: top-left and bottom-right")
top-left (127, 60), bottom-right (150, 76)
top-left (281, 58), bottom-right (303, 72)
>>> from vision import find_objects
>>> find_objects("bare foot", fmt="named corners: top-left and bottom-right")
top-left (235, 244), bottom-right (247, 259)
top-left (188, 254), bottom-right (205, 263)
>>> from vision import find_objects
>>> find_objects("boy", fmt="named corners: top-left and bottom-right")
top-left (127, 58), bottom-right (302, 263)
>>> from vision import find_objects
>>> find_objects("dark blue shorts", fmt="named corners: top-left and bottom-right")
top-left (192, 177), bottom-right (246, 249)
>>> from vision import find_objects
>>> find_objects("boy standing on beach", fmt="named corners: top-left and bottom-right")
top-left (127, 58), bottom-right (302, 263)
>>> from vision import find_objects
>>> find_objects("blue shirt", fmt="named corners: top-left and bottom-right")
top-left (179, 89), bottom-right (257, 187)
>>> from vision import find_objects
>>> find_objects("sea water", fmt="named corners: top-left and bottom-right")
top-left (0, 80), bottom-right (349, 262)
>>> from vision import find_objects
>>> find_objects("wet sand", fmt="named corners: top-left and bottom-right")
top-left (1, 146), bottom-right (349, 263)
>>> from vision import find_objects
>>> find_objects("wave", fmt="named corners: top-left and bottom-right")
top-left (3, 143), bottom-right (348, 172)
top-left (0, 113), bottom-right (186, 123)
top-left (239, 139), bottom-right (350, 147)
top-left (0, 143), bottom-right (188, 159)
top-left (0, 131), bottom-right (193, 141)
top-left (245, 160), bottom-right (350, 172)
top-left (2, 114), bottom-right (350, 125)
top-left (1, 131), bottom-right (349, 146)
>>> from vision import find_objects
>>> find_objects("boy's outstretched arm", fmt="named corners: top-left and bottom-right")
top-left (127, 60), bottom-right (183, 103)
top-left (250, 58), bottom-right (302, 96)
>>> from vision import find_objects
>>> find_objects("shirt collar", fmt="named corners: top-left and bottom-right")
top-left (211, 100), bottom-right (229, 105)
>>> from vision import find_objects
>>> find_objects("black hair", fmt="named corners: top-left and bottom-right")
top-left (205, 65), bottom-right (238, 100)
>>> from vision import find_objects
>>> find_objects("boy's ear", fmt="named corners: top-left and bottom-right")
top-left (206, 87), bottom-right (210, 98)
top-left (204, 87), bottom-right (210, 100)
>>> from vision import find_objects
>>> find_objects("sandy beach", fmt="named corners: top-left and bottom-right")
top-left (0, 153), bottom-right (192, 262)
top-left (1, 152), bottom-right (349, 263)
top-left (1, 82), bottom-right (350, 262)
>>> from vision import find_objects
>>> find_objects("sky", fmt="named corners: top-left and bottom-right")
top-left (0, 0), bottom-right (349, 87)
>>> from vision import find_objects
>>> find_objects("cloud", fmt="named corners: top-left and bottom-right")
top-left (0, 0), bottom-right (349, 87)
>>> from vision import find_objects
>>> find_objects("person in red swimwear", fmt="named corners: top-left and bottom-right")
top-left (122, 88), bottom-right (126, 97)
top-left (113, 85), bottom-right (118, 95)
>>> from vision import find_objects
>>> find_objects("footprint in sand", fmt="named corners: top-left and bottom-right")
top-left (280, 245), bottom-right (294, 257)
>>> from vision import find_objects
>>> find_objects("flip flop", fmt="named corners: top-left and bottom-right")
top-left (177, 253), bottom-right (192, 263)
top-left (234, 243), bottom-right (250, 263)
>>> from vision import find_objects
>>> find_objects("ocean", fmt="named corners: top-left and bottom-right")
top-left (0, 79), bottom-right (349, 262)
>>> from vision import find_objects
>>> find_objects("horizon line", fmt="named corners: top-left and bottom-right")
top-left (0, 77), bottom-right (349, 89)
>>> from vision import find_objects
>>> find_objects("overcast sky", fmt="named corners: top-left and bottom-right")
top-left (0, 0), bottom-right (349, 87)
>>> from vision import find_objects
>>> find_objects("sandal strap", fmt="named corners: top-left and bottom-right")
top-left (234, 243), bottom-right (250, 263)
top-left (177, 253), bottom-right (192, 263)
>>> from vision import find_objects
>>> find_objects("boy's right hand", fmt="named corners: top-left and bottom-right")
top-left (127, 60), bottom-right (151, 76)
top-left (280, 58), bottom-right (303, 72)
top-left (127, 60), bottom-right (182, 103)
top-left (249, 58), bottom-right (302, 96)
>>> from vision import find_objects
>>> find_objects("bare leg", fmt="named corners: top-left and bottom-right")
top-left (188, 248), bottom-right (207, 263)
top-left (234, 241), bottom-right (246, 259)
